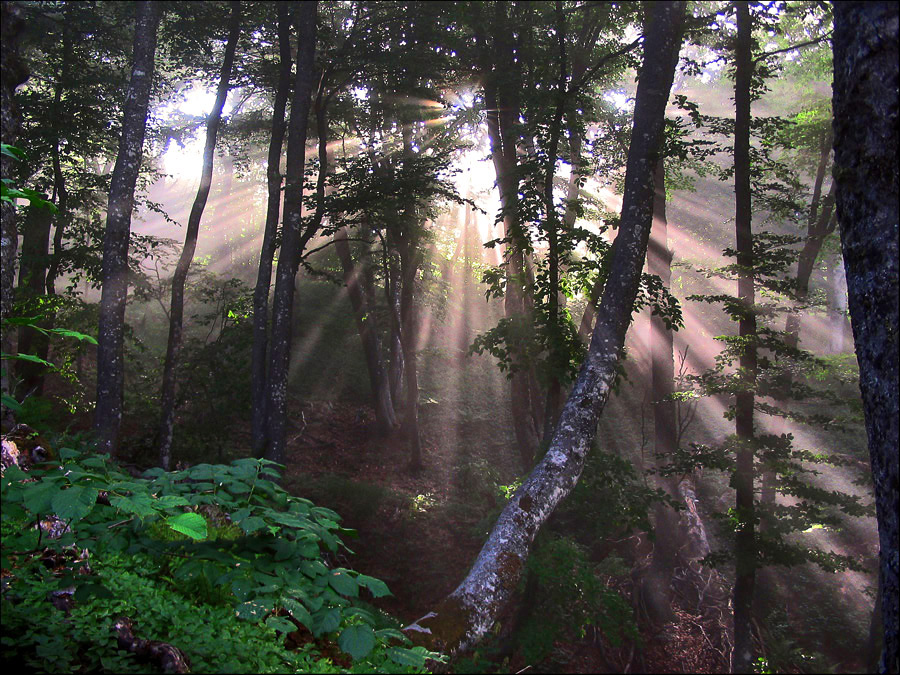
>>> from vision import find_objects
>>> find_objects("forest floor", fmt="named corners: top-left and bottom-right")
top-left (263, 349), bottom-right (734, 674)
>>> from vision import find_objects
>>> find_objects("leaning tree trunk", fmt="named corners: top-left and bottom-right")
top-left (250, 3), bottom-right (291, 458)
top-left (264, 1), bottom-right (318, 465)
top-left (156, 2), bottom-right (241, 470)
top-left (403, 2), bottom-right (685, 654)
top-left (833, 3), bottom-right (899, 673)
top-left (94, 1), bottom-right (161, 456)
top-left (732, 4), bottom-right (758, 672)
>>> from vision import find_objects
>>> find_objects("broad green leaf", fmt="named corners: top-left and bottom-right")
top-left (166, 512), bottom-right (208, 540)
top-left (313, 607), bottom-right (341, 636)
top-left (46, 328), bottom-right (97, 344)
top-left (23, 478), bottom-right (61, 515)
top-left (51, 485), bottom-right (97, 522)
top-left (235, 599), bottom-right (270, 622)
top-left (338, 624), bottom-right (376, 660)
top-left (386, 646), bottom-right (428, 668)
top-left (238, 516), bottom-right (266, 534)
top-left (328, 569), bottom-right (359, 597)
top-left (356, 574), bottom-right (391, 598)
top-left (156, 495), bottom-right (190, 508)
top-left (110, 494), bottom-right (157, 518)
top-left (265, 616), bottom-right (297, 634)
top-left (281, 597), bottom-right (313, 630)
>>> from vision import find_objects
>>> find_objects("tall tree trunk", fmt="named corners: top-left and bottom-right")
top-left (1, 1), bottom-right (29, 426)
top-left (403, 2), bottom-right (685, 653)
top-left (732, 4), bottom-right (758, 672)
top-left (94, 1), bottom-right (161, 456)
top-left (251, 3), bottom-right (291, 458)
top-left (478, 5), bottom-right (542, 468)
top-left (540, 0), bottom-right (568, 444)
top-left (825, 252), bottom-right (850, 353)
top-left (399, 240), bottom-right (423, 470)
top-left (15, 205), bottom-right (52, 398)
top-left (643, 158), bottom-right (679, 624)
top-left (45, 19), bottom-right (71, 297)
top-left (335, 227), bottom-right (397, 433)
top-left (156, 2), bottom-right (241, 470)
top-left (833, 4), bottom-right (899, 672)
top-left (264, 1), bottom-right (318, 465)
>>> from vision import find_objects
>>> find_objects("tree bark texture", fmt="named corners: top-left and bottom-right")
top-left (250, 3), bottom-right (292, 458)
top-left (833, 3), bottom-right (899, 672)
top-left (156, 2), bottom-right (241, 470)
top-left (732, 4), bottom-right (758, 672)
top-left (94, 1), bottom-right (161, 456)
top-left (403, 2), bottom-right (685, 654)
top-left (264, 1), bottom-right (318, 464)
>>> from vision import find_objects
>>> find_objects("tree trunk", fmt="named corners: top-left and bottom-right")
top-left (250, 3), bottom-right (292, 458)
top-left (264, 1), bottom-right (318, 465)
top-left (833, 4), bottom-right (899, 672)
top-left (334, 227), bottom-right (397, 433)
top-left (732, 4), bottom-right (758, 672)
top-left (643, 158), bottom-right (680, 625)
top-left (399, 241), bottom-right (423, 470)
top-left (1, 1), bottom-right (29, 426)
top-left (826, 252), bottom-right (850, 353)
top-left (94, 1), bottom-right (161, 456)
top-left (403, 2), bottom-right (685, 653)
top-left (156, 2), bottom-right (241, 470)
top-left (15, 205), bottom-right (53, 398)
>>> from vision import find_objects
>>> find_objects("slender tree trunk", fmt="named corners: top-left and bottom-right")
top-left (250, 3), bottom-right (292, 458)
top-left (833, 4), bottom-right (899, 672)
top-left (643, 158), bottom-right (679, 625)
top-left (335, 227), bottom-right (397, 432)
top-left (264, 1), bottom-right (318, 464)
top-left (732, 4), bottom-right (758, 672)
top-left (399, 240), bottom-right (423, 470)
top-left (94, 1), bottom-right (161, 456)
top-left (15, 205), bottom-right (52, 398)
top-left (46, 20), bottom-right (71, 297)
top-left (826, 252), bottom-right (850, 353)
top-left (1, 1), bottom-right (29, 426)
top-left (403, 3), bottom-right (685, 653)
top-left (156, 2), bottom-right (241, 470)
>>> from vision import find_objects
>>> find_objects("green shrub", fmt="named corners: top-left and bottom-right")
top-left (1, 445), bottom-right (442, 672)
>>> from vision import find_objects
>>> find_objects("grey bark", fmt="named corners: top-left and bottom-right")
top-left (732, 4), bottom-right (758, 672)
top-left (833, 3), bottom-right (899, 672)
top-left (15, 205), bottom-right (52, 398)
top-left (403, 1), bottom-right (685, 653)
top-left (250, 3), bottom-right (292, 459)
top-left (94, 1), bottom-right (161, 456)
top-left (156, 2), bottom-right (241, 470)
top-left (264, 1), bottom-right (318, 464)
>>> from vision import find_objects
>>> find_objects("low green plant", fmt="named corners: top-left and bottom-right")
top-left (1, 445), bottom-right (443, 672)
top-left (516, 536), bottom-right (637, 665)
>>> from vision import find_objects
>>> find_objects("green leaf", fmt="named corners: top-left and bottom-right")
top-left (156, 495), bottom-right (191, 508)
top-left (51, 485), bottom-right (97, 522)
top-left (338, 624), bottom-right (376, 660)
top-left (166, 512), bottom-right (208, 540)
top-left (313, 607), bottom-right (341, 636)
top-left (23, 478), bottom-right (61, 515)
top-left (265, 616), bottom-right (297, 634)
top-left (356, 574), bottom-right (391, 598)
top-left (281, 597), bottom-right (313, 630)
top-left (238, 516), bottom-right (266, 534)
top-left (1, 392), bottom-right (23, 413)
top-left (386, 646), bottom-right (428, 668)
top-left (110, 494), bottom-right (157, 518)
top-left (328, 569), bottom-right (359, 597)
top-left (46, 328), bottom-right (97, 344)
